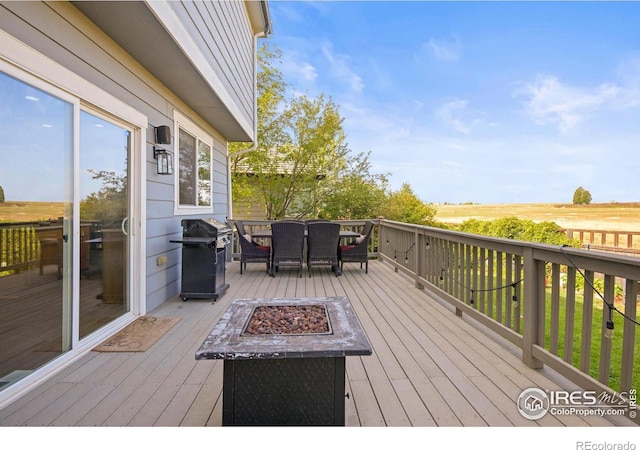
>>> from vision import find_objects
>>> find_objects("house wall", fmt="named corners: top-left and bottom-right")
top-left (167, 0), bottom-right (256, 134)
top-left (0, 1), bottom-right (257, 312)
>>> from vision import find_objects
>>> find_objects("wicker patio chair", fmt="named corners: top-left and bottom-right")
top-left (270, 220), bottom-right (305, 277)
top-left (306, 221), bottom-right (340, 277)
top-left (339, 220), bottom-right (374, 274)
top-left (235, 220), bottom-right (270, 274)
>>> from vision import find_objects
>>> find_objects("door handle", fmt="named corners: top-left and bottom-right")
top-left (121, 217), bottom-right (129, 236)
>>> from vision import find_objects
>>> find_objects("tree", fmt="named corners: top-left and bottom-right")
top-left (319, 151), bottom-right (389, 220)
top-left (230, 43), bottom-right (374, 220)
top-left (0, 185), bottom-right (5, 203)
top-left (230, 43), bottom-right (286, 213)
top-left (232, 93), bottom-right (349, 219)
top-left (573, 186), bottom-right (592, 205)
top-left (381, 183), bottom-right (437, 226)
top-left (80, 169), bottom-right (127, 221)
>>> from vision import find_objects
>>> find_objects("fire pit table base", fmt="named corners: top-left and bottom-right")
top-left (223, 357), bottom-right (345, 426)
top-left (195, 297), bottom-right (372, 427)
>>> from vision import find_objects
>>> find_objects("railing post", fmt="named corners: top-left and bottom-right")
top-left (377, 222), bottom-right (385, 262)
top-left (414, 229), bottom-right (423, 289)
top-left (598, 275), bottom-right (615, 384)
top-left (620, 279), bottom-right (638, 392)
top-left (522, 247), bottom-right (544, 369)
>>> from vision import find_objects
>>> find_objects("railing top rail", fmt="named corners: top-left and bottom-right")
top-left (380, 219), bottom-right (531, 252)
top-left (379, 219), bottom-right (640, 274)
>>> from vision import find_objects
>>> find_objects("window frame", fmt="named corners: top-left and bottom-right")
top-left (173, 110), bottom-right (214, 215)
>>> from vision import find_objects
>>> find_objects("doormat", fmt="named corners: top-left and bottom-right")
top-left (93, 316), bottom-right (182, 352)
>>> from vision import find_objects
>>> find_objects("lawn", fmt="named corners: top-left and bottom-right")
top-left (476, 272), bottom-right (637, 393)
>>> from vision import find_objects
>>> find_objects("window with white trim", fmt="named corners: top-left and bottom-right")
top-left (174, 111), bottom-right (213, 213)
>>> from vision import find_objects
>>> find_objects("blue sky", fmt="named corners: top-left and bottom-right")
top-left (266, 1), bottom-right (640, 204)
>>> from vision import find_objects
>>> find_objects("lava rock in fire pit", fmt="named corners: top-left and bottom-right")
top-left (243, 305), bottom-right (331, 335)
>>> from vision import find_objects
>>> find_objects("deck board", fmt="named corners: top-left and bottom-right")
top-left (0, 259), bottom-right (635, 427)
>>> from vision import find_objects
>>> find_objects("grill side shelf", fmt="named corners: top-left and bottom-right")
top-left (170, 237), bottom-right (216, 246)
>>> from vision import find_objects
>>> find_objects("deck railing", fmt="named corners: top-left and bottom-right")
top-left (0, 224), bottom-right (40, 274)
top-left (378, 219), bottom-right (639, 423)
top-left (0, 220), bottom-right (72, 278)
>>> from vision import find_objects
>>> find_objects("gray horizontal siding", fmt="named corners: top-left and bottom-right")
top-left (169, 0), bottom-right (254, 132)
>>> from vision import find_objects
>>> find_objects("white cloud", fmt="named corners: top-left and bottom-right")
top-left (515, 74), bottom-right (633, 133)
top-left (436, 99), bottom-right (486, 134)
top-left (424, 36), bottom-right (461, 62)
top-left (273, 3), bottom-right (304, 23)
top-left (321, 42), bottom-right (364, 93)
top-left (281, 58), bottom-right (318, 84)
top-left (615, 56), bottom-right (640, 108)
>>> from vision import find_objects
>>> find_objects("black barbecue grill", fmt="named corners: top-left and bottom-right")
top-left (170, 218), bottom-right (232, 301)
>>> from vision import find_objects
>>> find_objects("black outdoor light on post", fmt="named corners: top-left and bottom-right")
top-left (153, 125), bottom-right (173, 175)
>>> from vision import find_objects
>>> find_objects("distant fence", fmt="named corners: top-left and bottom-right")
top-left (564, 229), bottom-right (640, 257)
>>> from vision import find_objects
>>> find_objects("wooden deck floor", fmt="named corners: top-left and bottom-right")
top-left (0, 259), bottom-right (635, 427)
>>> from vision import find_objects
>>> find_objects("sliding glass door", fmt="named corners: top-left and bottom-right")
top-left (0, 70), bottom-right (133, 390)
top-left (79, 111), bottom-right (131, 339)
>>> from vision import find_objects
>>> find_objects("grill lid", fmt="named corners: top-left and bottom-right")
top-left (181, 218), bottom-right (232, 237)
top-left (200, 218), bottom-right (232, 233)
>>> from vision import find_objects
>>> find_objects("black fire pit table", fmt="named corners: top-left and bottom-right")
top-left (195, 296), bottom-right (372, 426)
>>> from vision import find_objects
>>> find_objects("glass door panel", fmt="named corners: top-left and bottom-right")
top-left (79, 111), bottom-right (130, 339)
top-left (0, 71), bottom-right (73, 390)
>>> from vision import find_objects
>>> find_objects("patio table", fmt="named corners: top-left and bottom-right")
top-left (249, 229), bottom-right (359, 276)
top-left (250, 229), bottom-right (360, 240)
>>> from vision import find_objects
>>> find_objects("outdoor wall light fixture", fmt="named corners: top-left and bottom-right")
top-left (154, 147), bottom-right (173, 175)
top-left (153, 125), bottom-right (173, 175)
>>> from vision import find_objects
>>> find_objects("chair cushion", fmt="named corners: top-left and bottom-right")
top-left (340, 244), bottom-right (357, 252)
top-left (257, 245), bottom-right (270, 252)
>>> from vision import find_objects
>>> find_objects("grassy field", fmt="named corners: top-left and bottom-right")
top-left (0, 201), bottom-right (65, 223)
top-left (434, 202), bottom-right (640, 232)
